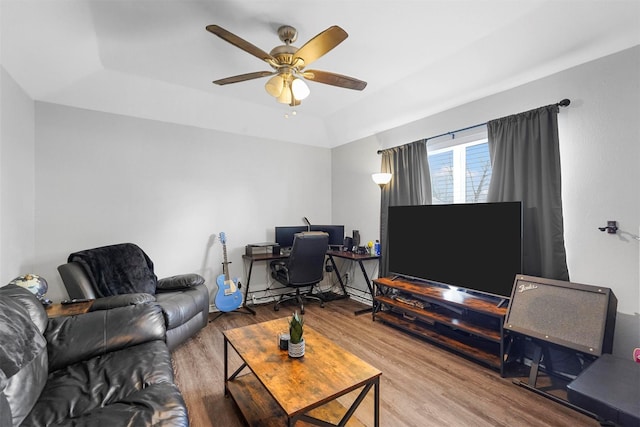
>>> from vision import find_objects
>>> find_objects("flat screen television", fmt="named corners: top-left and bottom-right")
top-left (387, 202), bottom-right (522, 299)
top-left (309, 225), bottom-right (345, 247)
top-left (275, 226), bottom-right (308, 248)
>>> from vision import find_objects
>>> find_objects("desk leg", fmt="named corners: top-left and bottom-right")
top-left (328, 254), bottom-right (349, 297)
top-left (242, 259), bottom-right (257, 315)
top-left (372, 280), bottom-right (383, 319)
top-left (353, 260), bottom-right (376, 316)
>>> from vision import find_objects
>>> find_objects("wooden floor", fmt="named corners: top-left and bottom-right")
top-left (171, 298), bottom-right (598, 427)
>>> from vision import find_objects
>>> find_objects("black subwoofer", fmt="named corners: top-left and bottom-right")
top-left (504, 275), bottom-right (617, 356)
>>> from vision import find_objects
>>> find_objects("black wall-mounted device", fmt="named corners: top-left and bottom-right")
top-left (598, 220), bottom-right (618, 234)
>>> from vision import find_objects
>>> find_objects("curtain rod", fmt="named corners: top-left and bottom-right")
top-left (377, 98), bottom-right (570, 154)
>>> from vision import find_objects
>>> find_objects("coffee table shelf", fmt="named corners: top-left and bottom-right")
top-left (228, 373), bottom-right (366, 427)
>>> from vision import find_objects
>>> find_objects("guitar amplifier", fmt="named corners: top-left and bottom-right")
top-left (505, 275), bottom-right (617, 356)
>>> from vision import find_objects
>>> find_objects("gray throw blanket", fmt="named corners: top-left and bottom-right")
top-left (68, 243), bottom-right (158, 297)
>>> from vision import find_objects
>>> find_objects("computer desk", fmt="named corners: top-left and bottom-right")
top-left (241, 250), bottom-right (379, 314)
top-left (325, 250), bottom-right (380, 315)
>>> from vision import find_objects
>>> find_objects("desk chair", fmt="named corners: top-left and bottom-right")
top-left (270, 232), bottom-right (329, 314)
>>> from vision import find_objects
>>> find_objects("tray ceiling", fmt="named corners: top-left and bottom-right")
top-left (2, 1), bottom-right (639, 147)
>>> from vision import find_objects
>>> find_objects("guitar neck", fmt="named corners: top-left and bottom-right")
top-left (222, 243), bottom-right (230, 281)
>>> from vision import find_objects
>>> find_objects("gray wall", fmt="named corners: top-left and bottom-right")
top-left (332, 46), bottom-right (640, 358)
top-left (0, 70), bottom-right (333, 304)
top-left (32, 103), bottom-right (333, 304)
top-left (1, 67), bottom-right (36, 282)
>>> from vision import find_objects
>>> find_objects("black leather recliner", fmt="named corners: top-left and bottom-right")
top-left (57, 242), bottom-right (209, 351)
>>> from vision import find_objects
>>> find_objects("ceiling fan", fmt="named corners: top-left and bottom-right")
top-left (205, 24), bottom-right (367, 106)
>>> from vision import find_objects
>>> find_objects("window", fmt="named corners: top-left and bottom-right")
top-left (427, 129), bottom-right (491, 204)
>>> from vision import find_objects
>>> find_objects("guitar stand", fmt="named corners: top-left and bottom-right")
top-left (208, 307), bottom-right (254, 322)
top-left (512, 341), bottom-right (594, 419)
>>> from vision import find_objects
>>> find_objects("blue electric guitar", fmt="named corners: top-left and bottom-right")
top-left (214, 232), bottom-right (243, 312)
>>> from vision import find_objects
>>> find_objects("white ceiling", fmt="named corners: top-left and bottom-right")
top-left (2, 1), bottom-right (639, 148)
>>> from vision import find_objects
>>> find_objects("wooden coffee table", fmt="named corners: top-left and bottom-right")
top-left (223, 318), bottom-right (381, 426)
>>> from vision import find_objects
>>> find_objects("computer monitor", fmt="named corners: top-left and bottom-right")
top-left (275, 226), bottom-right (308, 249)
top-left (309, 225), bottom-right (345, 248)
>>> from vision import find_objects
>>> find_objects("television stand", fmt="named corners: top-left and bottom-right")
top-left (373, 277), bottom-right (508, 375)
top-left (456, 287), bottom-right (508, 308)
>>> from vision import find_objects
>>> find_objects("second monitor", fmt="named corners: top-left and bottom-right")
top-left (274, 225), bottom-right (345, 249)
top-left (309, 225), bottom-right (345, 248)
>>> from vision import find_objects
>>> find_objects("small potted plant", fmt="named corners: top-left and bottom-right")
top-left (288, 311), bottom-right (305, 358)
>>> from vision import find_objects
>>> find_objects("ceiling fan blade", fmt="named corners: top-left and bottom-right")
top-left (213, 71), bottom-right (275, 86)
top-left (293, 26), bottom-right (348, 68)
top-left (302, 70), bottom-right (367, 91)
top-left (206, 25), bottom-right (276, 63)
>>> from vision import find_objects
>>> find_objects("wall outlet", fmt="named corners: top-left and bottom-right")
top-left (252, 295), bottom-right (256, 305)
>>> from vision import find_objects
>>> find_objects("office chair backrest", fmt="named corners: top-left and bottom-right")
top-left (286, 232), bottom-right (329, 286)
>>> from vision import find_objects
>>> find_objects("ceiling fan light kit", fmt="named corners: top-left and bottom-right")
top-left (265, 72), bottom-right (309, 103)
top-left (206, 24), bottom-right (366, 107)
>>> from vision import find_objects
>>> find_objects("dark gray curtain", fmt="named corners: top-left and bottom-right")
top-left (487, 104), bottom-right (569, 281)
top-left (379, 141), bottom-right (432, 277)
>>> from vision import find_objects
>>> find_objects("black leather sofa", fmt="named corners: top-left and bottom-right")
top-left (0, 284), bottom-right (189, 427)
top-left (57, 243), bottom-right (210, 351)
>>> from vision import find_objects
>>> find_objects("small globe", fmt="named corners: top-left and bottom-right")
top-left (10, 274), bottom-right (49, 298)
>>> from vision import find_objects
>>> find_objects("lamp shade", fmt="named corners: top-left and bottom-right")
top-left (276, 86), bottom-right (292, 104)
top-left (372, 173), bottom-right (392, 186)
top-left (291, 78), bottom-right (310, 100)
top-left (265, 75), bottom-right (285, 97)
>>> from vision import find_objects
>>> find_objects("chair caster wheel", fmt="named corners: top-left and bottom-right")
top-left (274, 306), bottom-right (279, 311)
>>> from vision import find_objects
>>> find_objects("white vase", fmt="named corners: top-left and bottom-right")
top-left (288, 338), bottom-right (305, 358)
